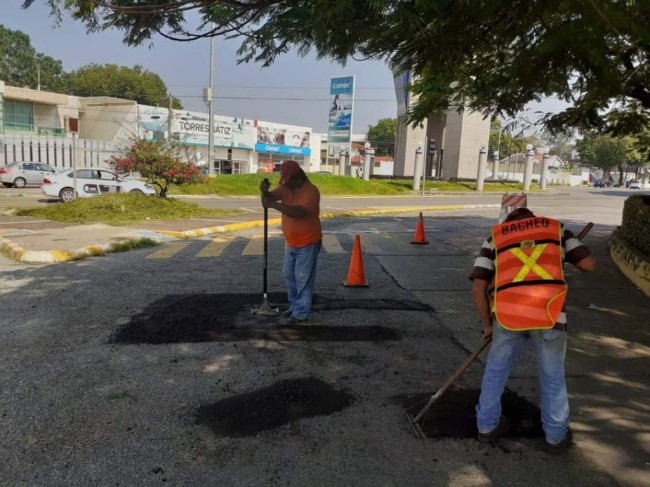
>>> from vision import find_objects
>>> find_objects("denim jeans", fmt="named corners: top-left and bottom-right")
top-left (283, 240), bottom-right (321, 320)
top-left (476, 322), bottom-right (569, 444)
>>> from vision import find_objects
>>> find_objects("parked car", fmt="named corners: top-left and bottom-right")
top-left (627, 180), bottom-right (643, 190)
top-left (42, 168), bottom-right (156, 202)
top-left (0, 161), bottom-right (58, 188)
top-left (593, 178), bottom-right (612, 188)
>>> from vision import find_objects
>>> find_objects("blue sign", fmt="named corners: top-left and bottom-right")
top-left (255, 143), bottom-right (311, 156)
top-left (330, 76), bottom-right (354, 95)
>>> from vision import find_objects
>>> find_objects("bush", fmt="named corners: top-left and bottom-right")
top-left (619, 195), bottom-right (650, 256)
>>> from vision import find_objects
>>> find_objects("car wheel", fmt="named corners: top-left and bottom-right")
top-left (13, 177), bottom-right (26, 188)
top-left (129, 189), bottom-right (143, 194)
top-left (59, 187), bottom-right (76, 203)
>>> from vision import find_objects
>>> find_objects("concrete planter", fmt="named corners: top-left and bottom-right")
top-left (609, 229), bottom-right (650, 297)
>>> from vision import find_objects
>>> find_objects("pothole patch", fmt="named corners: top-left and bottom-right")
top-left (196, 378), bottom-right (354, 437)
top-left (403, 388), bottom-right (543, 439)
top-left (111, 293), bottom-right (404, 344)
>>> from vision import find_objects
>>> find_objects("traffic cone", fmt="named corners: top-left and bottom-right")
top-left (411, 212), bottom-right (429, 245)
top-left (343, 235), bottom-right (369, 287)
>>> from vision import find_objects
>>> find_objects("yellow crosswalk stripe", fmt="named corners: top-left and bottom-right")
top-left (242, 234), bottom-right (264, 255)
top-left (197, 236), bottom-right (235, 258)
top-left (322, 233), bottom-right (346, 254)
top-left (146, 242), bottom-right (190, 259)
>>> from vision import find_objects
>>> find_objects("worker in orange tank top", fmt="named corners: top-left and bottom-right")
top-left (260, 160), bottom-right (322, 325)
top-left (469, 207), bottom-right (596, 453)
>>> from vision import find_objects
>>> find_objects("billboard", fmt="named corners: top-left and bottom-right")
top-left (137, 105), bottom-right (256, 149)
top-left (327, 75), bottom-right (355, 157)
top-left (255, 120), bottom-right (311, 156)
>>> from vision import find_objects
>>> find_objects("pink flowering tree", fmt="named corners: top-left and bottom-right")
top-left (110, 138), bottom-right (205, 198)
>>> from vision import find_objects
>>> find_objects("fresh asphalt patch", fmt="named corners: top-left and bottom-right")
top-left (196, 377), bottom-right (354, 438)
top-left (401, 388), bottom-right (543, 440)
top-left (110, 293), bottom-right (428, 344)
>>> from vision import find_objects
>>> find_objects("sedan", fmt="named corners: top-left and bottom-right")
top-left (0, 161), bottom-right (58, 188)
top-left (628, 180), bottom-right (643, 190)
top-left (42, 168), bottom-right (156, 202)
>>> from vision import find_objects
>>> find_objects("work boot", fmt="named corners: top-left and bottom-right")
top-left (477, 416), bottom-right (511, 444)
top-left (280, 308), bottom-right (292, 318)
top-left (278, 315), bottom-right (307, 326)
top-left (544, 428), bottom-right (573, 455)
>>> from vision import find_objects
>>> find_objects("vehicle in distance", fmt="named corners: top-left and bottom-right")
top-left (627, 180), bottom-right (643, 190)
top-left (42, 168), bottom-right (156, 202)
top-left (593, 178), bottom-right (613, 188)
top-left (0, 161), bottom-right (58, 188)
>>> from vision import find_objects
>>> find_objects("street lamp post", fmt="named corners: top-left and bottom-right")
top-left (476, 146), bottom-right (488, 191)
top-left (206, 27), bottom-right (216, 176)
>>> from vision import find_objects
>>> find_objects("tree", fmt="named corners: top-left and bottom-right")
top-left (0, 24), bottom-right (66, 91)
top-left (488, 119), bottom-right (527, 161)
top-left (366, 118), bottom-right (396, 157)
top-left (65, 64), bottom-right (182, 108)
top-left (110, 138), bottom-right (203, 198)
top-left (25, 1), bottom-right (650, 135)
top-left (575, 134), bottom-right (631, 183)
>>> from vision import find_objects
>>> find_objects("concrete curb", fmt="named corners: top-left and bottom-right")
top-left (1, 204), bottom-right (500, 264)
top-left (0, 235), bottom-right (152, 264)
top-left (609, 230), bottom-right (650, 297)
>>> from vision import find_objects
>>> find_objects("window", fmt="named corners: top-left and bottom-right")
top-left (4, 100), bottom-right (34, 131)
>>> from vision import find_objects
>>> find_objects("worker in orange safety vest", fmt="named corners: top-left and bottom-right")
top-left (469, 207), bottom-right (596, 453)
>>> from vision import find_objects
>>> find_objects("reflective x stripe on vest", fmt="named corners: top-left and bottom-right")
top-left (491, 217), bottom-right (567, 330)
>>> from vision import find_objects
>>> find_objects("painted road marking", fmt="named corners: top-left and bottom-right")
top-left (146, 242), bottom-right (190, 259)
top-left (322, 233), bottom-right (345, 254)
top-left (197, 236), bottom-right (235, 258)
top-left (242, 234), bottom-right (264, 255)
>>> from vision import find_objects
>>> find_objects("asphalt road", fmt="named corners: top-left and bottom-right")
top-left (0, 188), bottom-right (648, 486)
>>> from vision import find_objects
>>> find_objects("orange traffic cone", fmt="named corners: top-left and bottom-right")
top-left (411, 212), bottom-right (429, 245)
top-left (343, 235), bottom-right (369, 287)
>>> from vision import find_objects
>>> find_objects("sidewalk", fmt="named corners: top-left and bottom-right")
top-left (0, 202), bottom-right (501, 264)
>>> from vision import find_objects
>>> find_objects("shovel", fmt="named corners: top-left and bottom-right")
top-left (405, 337), bottom-right (492, 439)
top-left (251, 178), bottom-right (279, 317)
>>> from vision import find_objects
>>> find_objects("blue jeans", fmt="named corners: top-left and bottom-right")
top-left (476, 322), bottom-right (569, 444)
top-left (283, 240), bottom-right (321, 320)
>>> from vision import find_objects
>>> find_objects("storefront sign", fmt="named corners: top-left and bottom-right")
top-left (255, 143), bottom-right (311, 156)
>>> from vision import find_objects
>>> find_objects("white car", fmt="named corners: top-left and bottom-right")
top-left (627, 180), bottom-right (643, 190)
top-left (42, 168), bottom-right (156, 202)
top-left (0, 161), bottom-right (58, 188)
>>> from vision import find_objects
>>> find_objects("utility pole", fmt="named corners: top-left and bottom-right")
top-left (206, 26), bottom-right (216, 176)
top-left (540, 148), bottom-right (550, 190)
top-left (167, 95), bottom-right (173, 140)
top-left (413, 145), bottom-right (424, 191)
top-left (523, 144), bottom-right (534, 191)
top-left (476, 146), bottom-right (488, 191)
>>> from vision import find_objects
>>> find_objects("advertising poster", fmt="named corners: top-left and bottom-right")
top-left (327, 75), bottom-right (355, 157)
top-left (137, 105), bottom-right (256, 149)
top-left (255, 120), bottom-right (312, 156)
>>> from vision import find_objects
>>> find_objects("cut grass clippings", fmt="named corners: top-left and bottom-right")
top-left (17, 193), bottom-right (239, 225)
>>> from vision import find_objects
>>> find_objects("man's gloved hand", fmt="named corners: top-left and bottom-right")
top-left (261, 194), bottom-right (272, 208)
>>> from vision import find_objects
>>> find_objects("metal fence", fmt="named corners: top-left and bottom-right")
top-left (0, 134), bottom-right (119, 170)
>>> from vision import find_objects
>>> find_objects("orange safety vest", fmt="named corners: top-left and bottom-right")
top-left (491, 217), bottom-right (567, 331)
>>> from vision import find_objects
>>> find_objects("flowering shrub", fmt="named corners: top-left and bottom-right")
top-left (110, 138), bottom-right (206, 197)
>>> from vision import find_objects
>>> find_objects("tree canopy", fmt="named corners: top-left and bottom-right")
top-left (367, 118), bottom-right (396, 156)
top-left (24, 1), bottom-right (650, 135)
top-left (65, 64), bottom-right (182, 108)
top-left (0, 24), bottom-right (66, 91)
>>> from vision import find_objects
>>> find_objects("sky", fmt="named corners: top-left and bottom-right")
top-left (2, 2), bottom-right (399, 136)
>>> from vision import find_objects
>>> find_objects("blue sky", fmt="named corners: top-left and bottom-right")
top-left (3, 2), bottom-right (399, 135)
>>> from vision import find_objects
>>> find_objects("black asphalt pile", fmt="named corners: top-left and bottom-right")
top-left (404, 388), bottom-right (543, 439)
top-left (196, 378), bottom-right (354, 437)
top-left (111, 293), bottom-right (403, 344)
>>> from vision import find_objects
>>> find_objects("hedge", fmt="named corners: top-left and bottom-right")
top-left (619, 195), bottom-right (650, 256)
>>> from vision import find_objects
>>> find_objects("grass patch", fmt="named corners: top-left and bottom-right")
top-left (16, 193), bottom-right (239, 225)
top-left (111, 238), bottom-right (159, 253)
top-left (167, 174), bottom-right (528, 196)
